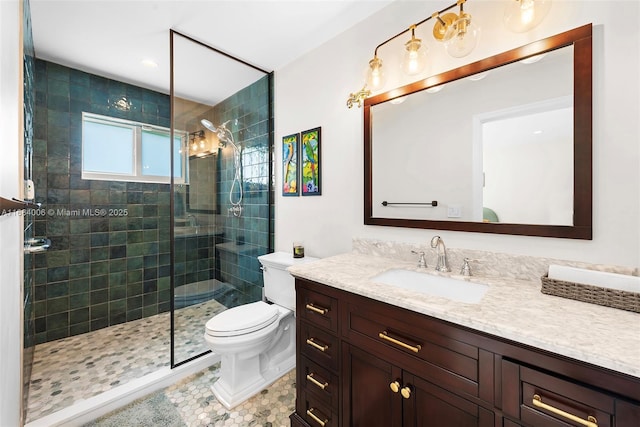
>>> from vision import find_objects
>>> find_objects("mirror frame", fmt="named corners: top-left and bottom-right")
top-left (364, 24), bottom-right (592, 239)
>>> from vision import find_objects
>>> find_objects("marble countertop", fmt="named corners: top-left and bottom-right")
top-left (288, 252), bottom-right (640, 379)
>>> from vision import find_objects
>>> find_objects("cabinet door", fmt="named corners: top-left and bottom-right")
top-left (403, 372), bottom-right (494, 427)
top-left (343, 344), bottom-right (402, 427)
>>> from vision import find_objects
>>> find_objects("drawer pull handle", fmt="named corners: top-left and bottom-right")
top-left (306, 303), bottom-right (329, 315)
top-left (306, 408), bottom-right (329, 426)
top-left (307, 373), bottom-right (328, 390)
top-left (378, 331), bottom-right (422, 353)
top-left (532, 394), bottom-right (598, 427)
top-left (306, 338), bottom-right (329, 352)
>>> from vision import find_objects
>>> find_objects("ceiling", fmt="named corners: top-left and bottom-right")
top-left (30, 0), bottom-right (394, 105)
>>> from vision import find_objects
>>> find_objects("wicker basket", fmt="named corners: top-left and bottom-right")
top-left (541, 274), bottom-right (640, 313)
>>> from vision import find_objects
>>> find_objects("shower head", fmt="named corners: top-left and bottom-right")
top-left (200, 118), bottom-right (238, 150)
top-left (200, 119), bottom-right (217, 133)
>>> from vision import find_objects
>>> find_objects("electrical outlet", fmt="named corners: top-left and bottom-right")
top-left (447, 205), bottom-right (462, 218)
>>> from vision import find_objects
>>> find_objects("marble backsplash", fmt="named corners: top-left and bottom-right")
top-left (352, 237), bottom-right (639, 282)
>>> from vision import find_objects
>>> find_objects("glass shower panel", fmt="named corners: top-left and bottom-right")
top-left (170, 32), bottom-right (272, 367)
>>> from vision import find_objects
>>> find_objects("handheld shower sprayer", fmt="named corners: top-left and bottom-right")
top-left (200, 118), bottom-right (243, 217)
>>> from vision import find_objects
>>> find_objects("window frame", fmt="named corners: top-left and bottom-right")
top-left (81, 112), bottom-right (188, 184)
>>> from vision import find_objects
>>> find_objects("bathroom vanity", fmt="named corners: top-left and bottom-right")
top-left (288, 253), bottom-right (640, 427)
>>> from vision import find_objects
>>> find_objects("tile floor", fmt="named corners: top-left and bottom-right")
top-left (26, 298), bottom-right (227, 423)
top-left (148, 366), bottom-right (295, 426)
top-left (88, 366), bottom-right (296, 426)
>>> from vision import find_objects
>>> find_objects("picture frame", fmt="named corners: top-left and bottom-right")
top-left (282, 133), bottom-right (299, 196)
top-left (301, 127), bottom-right (321, 196)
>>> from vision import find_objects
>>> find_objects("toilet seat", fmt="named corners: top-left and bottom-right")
top-left (205, 301), bottom-right (279, 337)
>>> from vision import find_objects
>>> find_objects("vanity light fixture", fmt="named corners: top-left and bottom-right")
top-left (434, 0), bottom-right (480, 59)
top-left (188, 130), bottom-right (216, 158)
top-left (346, 0), bottom-right (550, 108)
top-left (365, 55), bottom-right (386, 91)
top-left (347, 85), bottom-right (372, 109)
top-left (401, 25), bottom-right (428, 75)
top-left (504, 0), bottom-right (552, 33)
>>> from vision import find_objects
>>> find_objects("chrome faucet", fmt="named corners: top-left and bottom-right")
top-left (186, 214), bottom-right (197, 227)
top-left (411, 250), bottom-right (427, 268)
top-left (430, 236), bottom-right (450, 272)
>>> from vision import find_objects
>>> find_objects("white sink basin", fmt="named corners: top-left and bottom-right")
top-left (371, 269), bottom-right (489, 304)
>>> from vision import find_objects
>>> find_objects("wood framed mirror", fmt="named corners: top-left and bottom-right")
top-left (364, 24), bottom-right (592, 239)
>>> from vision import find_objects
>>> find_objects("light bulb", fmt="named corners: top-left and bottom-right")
top-left (504, 0), bottom-right (552, 33)
top-left (401, 30), bottom-right (427, 76)
top-left (443, 14), bottom-right (480, 58)
top-left (366, 56), bottom-right (386, 91)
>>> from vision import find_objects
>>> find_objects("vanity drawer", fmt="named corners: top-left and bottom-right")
top-left (299, 355), bottom-right (339, 408)
top-left (299, 321), bottom-right (339, 372)
top-left (297, 281), bottom-right (339, 333)
top-left (503, 361), bottom-right (614, 427)
top-left (345, 300), bottom-right (479, 397)
top-left (298, 389), bottom-right (337, 427)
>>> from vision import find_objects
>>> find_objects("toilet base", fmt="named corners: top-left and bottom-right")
top-left (211, 354), bottom-right (295, 409)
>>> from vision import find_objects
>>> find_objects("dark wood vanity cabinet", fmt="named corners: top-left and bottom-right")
top-left (291, 278), bottom-right (640, 427)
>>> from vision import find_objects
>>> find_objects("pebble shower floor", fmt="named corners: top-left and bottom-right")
top-left (24, 298), bottom-right (295, 425)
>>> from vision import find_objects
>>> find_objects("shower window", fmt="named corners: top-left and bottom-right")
top-left (242, 146), bottom-right (269, 192)
top-left (82, 112), bottom-right (187, 183)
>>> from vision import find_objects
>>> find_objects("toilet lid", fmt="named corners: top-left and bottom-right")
top-left (205, 301), bottom-right (279, 337)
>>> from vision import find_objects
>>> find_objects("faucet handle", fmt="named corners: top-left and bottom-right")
top-left (460, 258), bottom-right (477, 276)
top-left (411, 250), bottom-right (427, 268)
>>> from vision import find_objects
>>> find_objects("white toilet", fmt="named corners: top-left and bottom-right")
top-left (204, 251), bottom-right (318, 409)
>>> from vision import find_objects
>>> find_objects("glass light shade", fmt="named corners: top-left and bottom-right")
top-left (401, 37), bottom-right (427, 76)
top-left (504, 0), bottom-right (552, 33)
top-left (366, 56), bottom-right (387, 91)
top-left (443, 14), bottom-right (480, 58)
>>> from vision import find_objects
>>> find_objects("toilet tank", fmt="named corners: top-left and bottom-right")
top-left (258, 251), bottom-right (319, 311)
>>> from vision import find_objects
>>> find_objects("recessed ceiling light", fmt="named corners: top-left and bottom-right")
top-left (141, 59), bottom-right (158, 68)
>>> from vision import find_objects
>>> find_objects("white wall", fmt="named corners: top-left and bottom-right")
top-left (0, 1), bottom-right (24, 425)
top-left (275, 0), bottom-right (640, 268)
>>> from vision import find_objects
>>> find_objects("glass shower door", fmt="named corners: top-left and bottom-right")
top-left (170, 31), bottom-right (273, 367)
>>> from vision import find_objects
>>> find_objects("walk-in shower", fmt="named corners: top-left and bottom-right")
top-left (22, 26), bottom-right (273, 423)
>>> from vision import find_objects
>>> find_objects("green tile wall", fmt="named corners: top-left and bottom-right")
top-left (209, 75), bottom-right (273, 304)
top-left (33, 59), bottom-right (172, 343)
top-left (33, 60), bottom-right (274, 344)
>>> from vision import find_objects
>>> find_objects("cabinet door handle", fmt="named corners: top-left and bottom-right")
top-left (306, 408), bottom-right (329, 426)
top-left (306, 338), bottom-right (329, 352)
top-left (306, 303), bottom-right (329, 315)
top-left (390, 380), bottom-right (400, 393)
top-left (306, 373), bottom-right (328, 390)
top-left (378, 331), bottom-right (422, 353)
top-left (401, 386), bottom-right (411, 399)
top-left (532, 394), bottom-right (598, 427)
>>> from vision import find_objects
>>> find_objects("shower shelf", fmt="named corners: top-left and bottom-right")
top-left (0, 196), bottom-right (40, 216)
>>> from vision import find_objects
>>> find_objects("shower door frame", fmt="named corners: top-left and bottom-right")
top-left (169, 29), bottom-right (275, 368)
